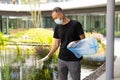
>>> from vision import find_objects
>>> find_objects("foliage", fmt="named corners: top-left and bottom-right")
top-left (115, 31), bottom-right (120, 37)
top-left (34, 46), bottom-right (58, 80)
top-left (85, 32), bottom-right (106, 51)
top-left (0, 29), bottom-right (56, 80)
top-left (0, 32), bottom-right (10, 49)
top-left (0, 32), bottom-right (10, 80)
top-left (0, 46), bottom-right (35, 80)
top-left (34, 45), bottom-right (57, 65)
top-left (10, 28), bottom-right (53, 44)
top-left (32, 68), bottom-right (53, 80)
top-left (85, 32), bottom-right (106, 61)
top-left (34, 46), bottom-right (50, 58)
top-left (0, 38), bottom-right (33, 80)
top-left (81, 59), bottom-right (104, 68)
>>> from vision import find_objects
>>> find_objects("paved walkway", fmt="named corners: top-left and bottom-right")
top-left (96, 38), bottom-right (120, 80)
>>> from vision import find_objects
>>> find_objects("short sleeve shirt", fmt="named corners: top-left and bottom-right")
top-left (53, 20), bottom-right (84, 61)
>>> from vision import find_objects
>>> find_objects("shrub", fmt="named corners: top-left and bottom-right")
top-left (10, 28), bottom-right (53, 44)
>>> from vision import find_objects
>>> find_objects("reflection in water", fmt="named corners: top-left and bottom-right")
top-left (0, 47), bottom-right (53, 80)
top-left (0, 47), bottom-right (103, 80)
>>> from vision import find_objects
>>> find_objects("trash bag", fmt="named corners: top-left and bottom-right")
top-left (67, 37), bottom-right (99, 58)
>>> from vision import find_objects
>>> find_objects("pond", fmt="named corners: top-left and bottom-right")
top-left (0, 45), bottom-right (104, 80)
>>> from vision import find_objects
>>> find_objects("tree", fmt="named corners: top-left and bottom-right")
top-left (22, 0), bottom-right (41, 28)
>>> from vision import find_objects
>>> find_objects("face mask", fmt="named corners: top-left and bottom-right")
top-left (54, 18), bottom-right (63, 24)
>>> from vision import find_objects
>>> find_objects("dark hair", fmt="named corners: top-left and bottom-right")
top-left (52, 7), bottom-right (64, 13)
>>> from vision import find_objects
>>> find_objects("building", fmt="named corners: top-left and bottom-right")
top-left (0, 0), bottom-right (120, 36)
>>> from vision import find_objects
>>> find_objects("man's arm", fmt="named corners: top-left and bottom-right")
top-left (47, 38), bottom-right (61, 57)
top-left (80, 34), bottom-right (85, 39)
top-left (67, 34), bottom-right (85, 47)
top-left (38, 38), bottom-right (61, 62)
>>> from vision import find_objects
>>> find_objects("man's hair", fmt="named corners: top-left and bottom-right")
top-left (52, 7), bottom-right (64, 13)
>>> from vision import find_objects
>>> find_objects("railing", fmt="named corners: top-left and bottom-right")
top-left (7, 42), bottom-right (52, 47)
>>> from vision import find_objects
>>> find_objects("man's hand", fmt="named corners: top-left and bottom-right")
top-left (36, 55), bottom-right (49, 69)
top-left (37, 55), bottom-right (49, 63)
top-left (67, 41), bottom-right (76, 47)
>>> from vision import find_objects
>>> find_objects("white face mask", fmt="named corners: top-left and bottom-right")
top-left (54, 18), bottom-right (63, 24)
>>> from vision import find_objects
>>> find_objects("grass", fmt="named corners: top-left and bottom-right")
top-left (115, 31), bottom-right (120, 37)
top-left (9, 28), bottom-right (54, 44)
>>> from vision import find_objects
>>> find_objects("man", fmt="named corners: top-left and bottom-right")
top-left (38, 7), bottom-right (85, 80)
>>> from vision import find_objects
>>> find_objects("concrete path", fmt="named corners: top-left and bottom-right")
top-left (96, 56), bottom-right (120, 80)
top-left (96, 38), bottom-right (120, 80)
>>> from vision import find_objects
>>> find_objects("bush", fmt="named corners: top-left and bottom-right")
top-left (10, 28), bottom-right (53, 44)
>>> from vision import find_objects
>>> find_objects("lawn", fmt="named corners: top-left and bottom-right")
top-left (9, 28), bottom-right (54, 44)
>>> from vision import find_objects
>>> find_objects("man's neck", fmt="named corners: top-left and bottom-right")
top-left (62, 17), bottom-right (70, 25)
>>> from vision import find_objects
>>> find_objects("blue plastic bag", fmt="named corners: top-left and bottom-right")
top-left (67, 37), bottom-right (99, 58)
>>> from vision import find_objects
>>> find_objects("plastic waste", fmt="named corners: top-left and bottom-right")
top-left (67, 37), bottom-right (99, 58)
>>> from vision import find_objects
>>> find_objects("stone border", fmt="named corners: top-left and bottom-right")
top-left (83, 62), bottom-right (105, 80)
top-left (83, 56), bottom-right (117, 80)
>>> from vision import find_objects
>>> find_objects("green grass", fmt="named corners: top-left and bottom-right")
top-left (115, 31), bottom-right (120, 37)
top-left (10, 28), bottom-right (54, 44)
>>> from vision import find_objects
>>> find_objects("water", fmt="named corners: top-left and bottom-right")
top-left (0, 46), bottom-right (102, 80)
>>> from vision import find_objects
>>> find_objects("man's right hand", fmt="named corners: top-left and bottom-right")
top-left (36, 55), bottom-right (49, 69)
top-left (37, 55), bottom-right (49, 63)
